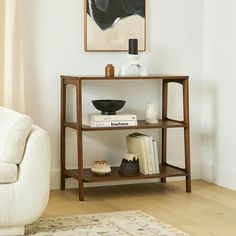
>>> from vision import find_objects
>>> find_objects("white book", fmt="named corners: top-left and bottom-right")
top-left (130, 133), bottom-right (154, 174)
top-left (149, 137), bottom-right (156, 173)
top-left (126, 135), bottom-right (149, 175)
top-left (90, 120), bottom-right (137, 127)
top-left (143, 136), bottom-right (153, 174)
top-left (153, 140), bottom-right (160, 173)
top-left (90, 113), bottom-right (137, 122)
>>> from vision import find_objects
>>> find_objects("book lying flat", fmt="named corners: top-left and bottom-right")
top-left (90, 114), bottom-right (137, 122)
top-left (89, 120), bottom-right (138, 127)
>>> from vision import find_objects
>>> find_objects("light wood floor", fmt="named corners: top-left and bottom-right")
top-left (44, 180), bottom-right (236, 236)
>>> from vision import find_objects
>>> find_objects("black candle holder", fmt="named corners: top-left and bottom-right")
top-left (119, 158), bottom-right (139, 176)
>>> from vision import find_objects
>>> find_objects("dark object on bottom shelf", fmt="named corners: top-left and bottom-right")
top-left (119, 159), bottom-right (139, 176)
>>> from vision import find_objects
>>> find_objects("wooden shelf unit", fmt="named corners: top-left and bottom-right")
top-left (61, 75), bottom-right (191, 201)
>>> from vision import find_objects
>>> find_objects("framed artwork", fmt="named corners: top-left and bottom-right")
top-left (84, 0), bottom-right (146, 51)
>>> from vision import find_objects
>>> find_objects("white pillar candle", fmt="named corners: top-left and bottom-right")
top-left (145, 103), bottom-right (159, 124)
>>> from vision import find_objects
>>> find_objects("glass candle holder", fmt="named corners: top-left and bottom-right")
top-left (145, 103), bottom-right (159, 124)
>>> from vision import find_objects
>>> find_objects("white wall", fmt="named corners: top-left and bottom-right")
top-left (201, 0), bottom-right (236, 190)
top-left (21, 0), bottom-right (204, 189)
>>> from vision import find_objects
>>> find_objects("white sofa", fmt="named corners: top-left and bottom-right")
top-left (0, 107), bottom-right (50, 236)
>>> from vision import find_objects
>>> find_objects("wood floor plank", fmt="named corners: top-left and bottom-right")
top-left (43, 180), bottom-right (236, 236)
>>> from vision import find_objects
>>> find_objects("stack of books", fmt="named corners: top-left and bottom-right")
top-left (126, 133), bottom-right (160, 175)
top-left (89, 114), bottom-right (138, 127)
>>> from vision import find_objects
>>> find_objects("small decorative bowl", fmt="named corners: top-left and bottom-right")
top-left (92, 99), bottom-right (126, 115)
top-left (91, 160), bottom-right (111, 175)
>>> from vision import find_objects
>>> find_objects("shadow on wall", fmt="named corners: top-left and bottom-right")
top-left (200, 80), bottom-right (218, 182)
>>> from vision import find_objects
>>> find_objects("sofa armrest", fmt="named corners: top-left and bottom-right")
top-left (0, 125), bottom-right (51, 226)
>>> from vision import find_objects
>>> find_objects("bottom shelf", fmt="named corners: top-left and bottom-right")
top-left (64, 164), bottom-right (187, 183)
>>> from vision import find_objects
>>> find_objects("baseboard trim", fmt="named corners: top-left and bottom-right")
top-left (201, 163), bottom-right (236, 191)
top-left (50, 161), bottom-right (201, 190)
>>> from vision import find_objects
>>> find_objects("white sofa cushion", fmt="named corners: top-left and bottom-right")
top-left (0, 107), bottom-right (33, 164)
top-left (0, 159), bottom-right (18, 183)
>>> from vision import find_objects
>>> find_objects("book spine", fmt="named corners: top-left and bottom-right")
top-left (138, 139), bottom-right (149, 175)
top-left (90, 114), bottom-right (137, 122)
top-left (90, 120), bottom-right (137, 127)
top-left (143, 136), bottom-right (153, 174)
top-left (153, 140), bottom-right (160, 173)
top-left (149, 137), bottom-right (156, 174)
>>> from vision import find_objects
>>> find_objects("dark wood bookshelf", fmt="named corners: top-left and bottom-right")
top-left (60, 75), bottom-right (191, 201)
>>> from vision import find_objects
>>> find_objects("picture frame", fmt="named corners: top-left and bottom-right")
top-left (84, 0), bottom-right (146, 51)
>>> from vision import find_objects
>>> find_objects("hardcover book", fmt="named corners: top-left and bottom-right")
top-left (90, 120), bottom-right (138, 127)
top-left (129, 133), bottom-right (160, 174)
top-left (152, 139), bottom-right (160, 173)
top-left (90, 113), bottom-right (137, 122)
top-left (126, 135), bottom-right (149, 175)
top-left (129, 133), bottom-right (154, 174)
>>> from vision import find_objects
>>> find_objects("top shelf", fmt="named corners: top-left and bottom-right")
top-left (61, 74), bottom-right (189, 82)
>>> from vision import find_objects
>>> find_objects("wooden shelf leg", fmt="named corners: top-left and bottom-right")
top-left (76, 80), bottom-right (84, 201)
top-left (161, 128), bottom-right (167, 183)
top-left (161, 80), bottom-right (168, 183)
top-left (184, 127), bottom-right (191, 192)
top-left (78, 179), bottom-right (84, 201)
top-left (60, 78), bottom-right (66, 190)
top-left (183, 79), bottom-right (191, 193)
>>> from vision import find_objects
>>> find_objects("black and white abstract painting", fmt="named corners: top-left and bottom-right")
top-left (85, 0), bottom-right (146, 51)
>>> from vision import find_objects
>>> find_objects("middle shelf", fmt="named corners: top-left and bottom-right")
top-left (64, 119), bottom-right (186, 131)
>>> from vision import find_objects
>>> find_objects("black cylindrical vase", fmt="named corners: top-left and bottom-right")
top-left (129, 39), bottom-right (138, 55)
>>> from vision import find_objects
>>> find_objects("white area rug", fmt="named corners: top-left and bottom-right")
top-left (25, 210), bottom-right (190, 236)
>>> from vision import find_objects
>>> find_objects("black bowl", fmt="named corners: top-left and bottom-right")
top-left (92, 99), bottom-right (126, 115)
